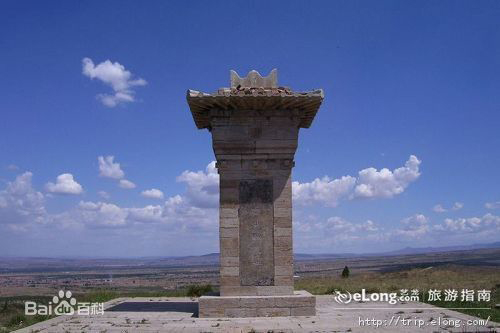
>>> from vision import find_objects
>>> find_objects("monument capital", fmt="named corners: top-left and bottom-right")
top-left (186, 69), bottom-right (323, 130)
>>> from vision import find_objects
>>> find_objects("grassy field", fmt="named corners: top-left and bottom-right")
top-left (295, 264), bottom-right (500, 322)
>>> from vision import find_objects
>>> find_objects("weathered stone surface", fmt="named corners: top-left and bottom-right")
top-left (199, 291), bottom-right (316, 318)
top-left (239, 179), bottom-right (274, 286)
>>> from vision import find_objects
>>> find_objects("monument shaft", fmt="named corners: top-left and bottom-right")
top-left (187, 69), bottom-right (323, 316)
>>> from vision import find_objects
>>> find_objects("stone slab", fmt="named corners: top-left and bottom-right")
top-left (198, 290), bottom-right (315, 318)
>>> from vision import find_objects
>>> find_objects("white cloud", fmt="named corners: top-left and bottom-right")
top-left (395, 214), bottom-right (430, 238)
top-left (323, 216), bottom-right (379, 233)
top-left (0, 172), bottom-right (46, 225)
top-left (98, 191), bottom-right (110, 200)
top-left (82, 58), bottom-right (147, 107)
top-left (440, 214), bottom-right (500, 233)
top-left (77, 201), bottom-right (127, 227)
top-left (485, 201), bottom-right (500, 210)
top-left (128, 205), bottom-right (164, 223)
top-left (176, 161), bottom-right (219, 208)
top-left (45, 173), bottom-right (83, 195)
top-left (98, 156), bottom-right (125, 179)
top-left (433, 202), bottom-right (464, 213)
top-left (293, 155), bottom-right (421, 206)
top-left (7, 164), bottom-right (19, 171)
top-left (353, 155), bottom-right (421, 198)
top-left (433, 204), bottom-right (447, 213)
top-left (119, 179), bottom-right (136, 189)
top-left (141, 188), bottom-right (164, 199)
top-left (293, 176), bottom-right (356, 207)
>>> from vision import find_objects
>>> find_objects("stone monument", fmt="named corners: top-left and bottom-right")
top-left (187, 69), bottom-right (324, 317)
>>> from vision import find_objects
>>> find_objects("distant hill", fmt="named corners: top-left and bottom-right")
top-left (141, 241), bottom-right (500, 261)
top-left (376, 241), bottom-right (500, 256)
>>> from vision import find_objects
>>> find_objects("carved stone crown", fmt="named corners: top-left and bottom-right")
top-left (230, 69), bottom-right (278, 88)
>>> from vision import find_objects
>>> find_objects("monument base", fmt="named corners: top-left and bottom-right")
top-left (198, 290), bottom-right (315, 318)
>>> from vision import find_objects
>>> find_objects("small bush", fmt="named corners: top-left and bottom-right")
top-left (341, 266), bottom-right (350, 278)
top-left (186, 284), bottom-right (213, 297)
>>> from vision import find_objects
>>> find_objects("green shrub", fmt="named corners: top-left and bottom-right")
top-left (186, 284), bottom-right (213, 297)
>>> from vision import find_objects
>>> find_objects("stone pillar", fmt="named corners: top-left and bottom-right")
top-left (187, 69), bottom-right (323, 317)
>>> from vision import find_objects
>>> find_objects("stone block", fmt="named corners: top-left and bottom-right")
top-left (275, 265), bottom-right (293, 277)
top-left (220, 266), bottom-right (239, 277)
top-left (274, 276), bottom-right (293, 286)
top-left (225, 308), bottom-right (258, 318)
top-left (257, 307), bottom-right (291, 317)
top-left (220, 276), bottom-right (240, 286)
top-left (198, 291), bottom-right (316, 318)
top-left (220, 188), bottom-right (239, 204)
top-left (274, 227), bottom-right (292, 237)
top-left (220, 207), bottom-right (238, 218)
top-left (274, 236), bottom-right (292, 249)
top-left (274, 216), bottom-right (292, 228)
top-left (274, 207), bottom-right (292, 218)
top-left (220, 217), bottom-right (238, 228)
top-left (220, 237), bottom-right (239, 257)
top-left (220, 256), bottom-right (239, 267)
top-left (220, 227), bottom-right (238, 238)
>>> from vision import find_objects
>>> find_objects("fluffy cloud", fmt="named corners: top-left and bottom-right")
top-left (293, 155), bottom-right (421, 206)
top-left (433, 202), bottom-right (464, 213)
top-left (433, 204), bottom-right (446, 213)
top-left (324, 216), bottom-right (378, 233)
top-left (45, 173), bottom-right (83, 195)
top-left (82, 58), bottom-right (147, 107)
top-left (0, 172), bottom-right (46, 226)
top-left (98, 156), bottom-right (136, 189)
top-left (439, 214), bottom-right (500, 233)
top-left (353, 155), bottom-right (421, 198)
top-left (119, 179), bottom-right (136, 189)
top-left (395, 214), bottom-right (430, 238)
top-left (485, 201), bottom-right (500, 210)
top-left (77, 201), bottom-right (127, 227)
top-left (98, 191), bottom-right (110, 200)
top-left (98, 156), bottom-right (125, 179)
top-left (292, 176), bottom-right (356, 207)
top-left (141, 188), bottom-right (164, 199)
top-left (176, 161), bottom-right (219, 208)
top-left (7, 164), bottom-right (19, 171)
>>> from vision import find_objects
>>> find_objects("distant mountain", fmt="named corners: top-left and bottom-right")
top-left (149, 241), bottom-right (500, 262)
top-left (377, 241), bottom-right (500, 256)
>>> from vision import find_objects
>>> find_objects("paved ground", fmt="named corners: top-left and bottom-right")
top-left (17, 296), bottom-right (499, 332)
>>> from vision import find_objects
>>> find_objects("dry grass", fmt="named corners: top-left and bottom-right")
top-left (296, 265), bottom-right (499, 294)
top-left (296, 264), bottom-right (500, 321)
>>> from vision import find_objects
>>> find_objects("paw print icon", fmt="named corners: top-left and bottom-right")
top-left (53, 290), bottom-right (77, 315)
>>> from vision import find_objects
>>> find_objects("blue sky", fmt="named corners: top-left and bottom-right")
top-left (0, 0), bottom-right (499, 257)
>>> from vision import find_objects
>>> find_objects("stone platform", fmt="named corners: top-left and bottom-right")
top-left (198, 290), bottom-right (315, 318)
top-left (17, 295), bottom-right (499, 332)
